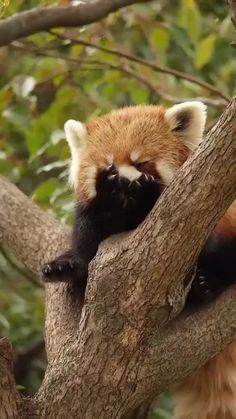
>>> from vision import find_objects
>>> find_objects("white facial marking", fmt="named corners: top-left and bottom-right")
top-left (130, 150), bottom-right (141, 162)
top-left (85, 166), bottom-right (97, 199)
top-left (118, 165), bottom-right (141, 181)
top-left (107, 154), bottom-right (114, 165)
top-left (156, 160), bottom-right (176, 185)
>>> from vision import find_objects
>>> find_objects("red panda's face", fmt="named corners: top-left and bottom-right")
top-left (64, 102), bottom-right (207, 201)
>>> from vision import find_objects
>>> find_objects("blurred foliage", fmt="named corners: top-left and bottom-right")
top-left (0, 0), bottom-right (235, 414)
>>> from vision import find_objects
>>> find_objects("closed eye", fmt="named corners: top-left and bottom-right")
top-left (134, 160), bottom-right (149, 169)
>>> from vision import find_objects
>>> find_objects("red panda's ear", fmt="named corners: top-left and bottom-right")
top-left (64, 119), bottom-right (87, 154)
top-left (64, 119), bottom-right (87, 190)
top-left (165, 101), bottom-right (207, 151)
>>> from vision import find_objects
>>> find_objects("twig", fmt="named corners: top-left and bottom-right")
top-left (11, 42), bottom-right (226, 108)
top-left (0, 245), bottom-right (41, 287)
top-left (49, 31), bottom-right (230, 103)
top-left (10, 42), bottom-right (160, 96)
top-left (0, 0), bottom-right (151, 47)
top-left (155, 91), bottom-right (226, 108)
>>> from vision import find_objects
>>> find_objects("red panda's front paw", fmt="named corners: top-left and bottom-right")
top-left (128, 173), bottom-right (160, 200)
top-left (136, 173), bottom-right (156, 187)
top-left (96, 165), bottom-right (121, 197)
top-left (187, 270), bottom-right (213, 306)
top-left (41, 257), bottom-right (88, 284)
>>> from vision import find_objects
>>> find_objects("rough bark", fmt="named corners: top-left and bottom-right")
top-left (0, 98), bottom-right (235, 418)
top-left (0, 0), bottom-right (151, 47)
top-left (0, 338), bottom-right (18, 419)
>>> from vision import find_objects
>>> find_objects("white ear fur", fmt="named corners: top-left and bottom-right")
top-left (64, 119), bottom-right (87, 152)
top-left (165, 101), bottom-right (207, 151)
top-left (64, 119), bottom-right (87, 190)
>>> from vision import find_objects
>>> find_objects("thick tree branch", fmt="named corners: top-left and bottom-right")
top-left (0, 176), bottom-right (70, 274)
top-left (0, 0), bottom-right (150, 47)
top-left (0, 98), bottom-right (235, 418)
top-left (134, 288), bottom-right (236, 404)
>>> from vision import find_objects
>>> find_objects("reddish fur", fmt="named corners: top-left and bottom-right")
top-left (76, 106), bottom-right (189, 200)
top-left (174, 342), bottom-right (236, 419)
top-left (214, 201), bottom-right (236, 241)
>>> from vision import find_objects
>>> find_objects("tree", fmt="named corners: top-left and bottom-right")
top-left (0, 1), bottom-right (235, 418)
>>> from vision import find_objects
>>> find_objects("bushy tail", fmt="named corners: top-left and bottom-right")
top-left (173, 342), bottom-right (236, 419)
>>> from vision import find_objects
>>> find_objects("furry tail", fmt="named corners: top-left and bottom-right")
top-left (173, 342), bottom-right (236, 419)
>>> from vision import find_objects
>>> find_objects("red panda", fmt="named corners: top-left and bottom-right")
top-left (42, 102), bottom-right (205, 286)
top-left (42, 101), bottom-right (236, 418)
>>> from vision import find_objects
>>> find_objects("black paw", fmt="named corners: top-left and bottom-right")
top-left (96, 165), bottom-right (120, 196)
top-left (41, 257), bottom-right (88, 283)
top-left (96, 165), bottom-right (131, 209)
top-left (187, 269), bottom-right (213, 306)
top-left (128, 173), bottom-right (160, 198)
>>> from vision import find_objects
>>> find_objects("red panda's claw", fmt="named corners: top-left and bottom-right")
top-left (129, 173), bottom-right (155, 190)
top-left (41, 258), bottom-right (87, 283)
top-left (107, 164), bottom-right (117, 175)
top-left (131, 180), bottom-right (141, 189)
top-left (42, 264), bottom-right (53, 275)
top-left (107, 174), bottom-right (117, 181)
top-left (142, 173), bottom-right (149, 182)
top-left (139, 173), bottom-right (155, 184)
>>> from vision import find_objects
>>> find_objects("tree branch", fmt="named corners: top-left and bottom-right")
top-left (49, 31), bottom-right (230, 102)
top-left (0, 0), bottom-right (151, 47)
top-left (0, 176), bottom-right (70, 275)
top-left (12, 39), bottom-right (227, 108)
top-left (0, 338), bottom-right (18, 419)
top-left (10, 41), bottom-right (162, 99)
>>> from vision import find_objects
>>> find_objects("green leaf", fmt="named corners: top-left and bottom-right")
top-left (0, 89), bottom-right (13, 112)
top-left (37, 161), bottom-right (68, 174)
top-left (195, 34), bottom-right (216, 69)
top-left (170, 26), bottom-right (194, 58)
top-left (130, 86), bottom-right (149, 104)
top-left (150, 27), bottom-right (169, 52)
top-left (32, 179), bottom-right (60, 204)
top-left (0, 314), bottom-right (10, 330)
top-left (177, 0), bottom-right (201, 44)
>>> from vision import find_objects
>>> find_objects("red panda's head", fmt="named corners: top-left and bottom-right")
top-left (64, 102), bottom-right (207, 201)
